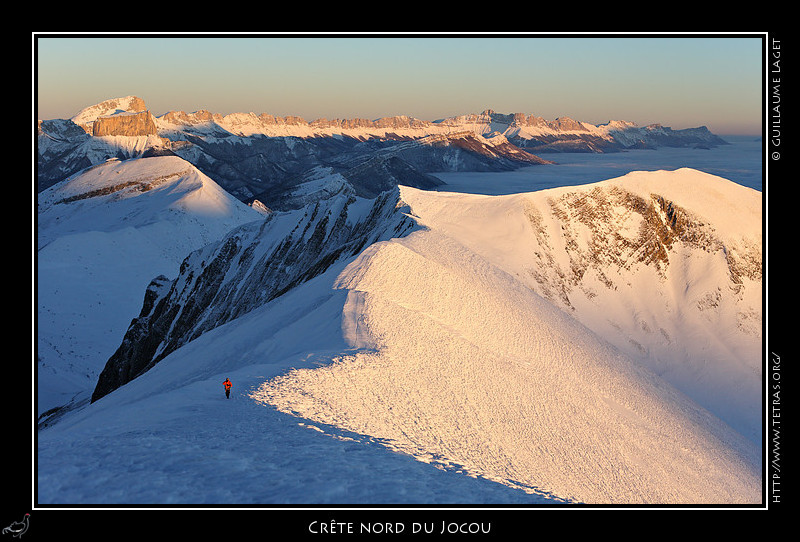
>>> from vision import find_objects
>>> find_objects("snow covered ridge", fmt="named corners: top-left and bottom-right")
top-left (37, 156), bottom-right (261, 238)
top-left (397, 169), bottom-right (763, 446)
top-left (249, 170), bottom-right (761, 504)
top-left (81, 165), bottom-right (762, 504)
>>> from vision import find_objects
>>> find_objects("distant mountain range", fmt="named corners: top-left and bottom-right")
top-left (37, 96), bottom-right (727, 210)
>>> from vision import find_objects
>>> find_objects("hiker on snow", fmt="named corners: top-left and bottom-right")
top-left (223, 378), bottom-right (232, 399)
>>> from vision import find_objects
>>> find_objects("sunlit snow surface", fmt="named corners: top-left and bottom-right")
top-left (37, 139), bottom-right (763, 505)
top-left (252, 173), bottom-right (761, 505)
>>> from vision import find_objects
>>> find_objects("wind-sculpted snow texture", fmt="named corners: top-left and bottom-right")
top-left (251, 170), bottom-right (762, 504)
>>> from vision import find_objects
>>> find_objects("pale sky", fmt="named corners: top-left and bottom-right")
top-left (34, 33), bottom-right (764, 135)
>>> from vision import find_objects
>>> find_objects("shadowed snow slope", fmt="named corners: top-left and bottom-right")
top-left (252, 169), bottom-right (761, 504)
top-left (37, 156), bottom-right (263, 415)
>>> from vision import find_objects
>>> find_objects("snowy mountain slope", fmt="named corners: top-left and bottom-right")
top-left (55, 168), bottom-right (764, 505)
top-left (254, 221), bottom-right (760, 504)
top-left (396, 169), bottom-right (763, 444)
top-left (37, 261), bottom-right (557, 505)
top-left (37, 156), bottom-right (263, 420)
top-left (36, 121), bottom-right (162, 192)
top-left (248, 172), bottom-right (761, 504)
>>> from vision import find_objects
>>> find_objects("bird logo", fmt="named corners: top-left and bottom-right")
top-left (2, 514), bottom-right (29, 538)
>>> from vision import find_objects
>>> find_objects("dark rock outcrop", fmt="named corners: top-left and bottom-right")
top-left (91, 188), bottom-right (417, 402)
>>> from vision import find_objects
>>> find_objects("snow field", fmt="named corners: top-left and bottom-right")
top-left (253, 226), bottom-right (761, 504)
top-left (37, 263), bottom-right (552, 505)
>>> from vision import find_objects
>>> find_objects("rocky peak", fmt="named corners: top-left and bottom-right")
top-left (310, 117), bottom-right (378, 129)
top-left (71, 96), bottom-right (148, 130)
top-left (255, 113), bottom-right (309, 126)
top-left (551, 117), bottom-right (587, 132)
top-left (160, 109), bottom-right (220, 126)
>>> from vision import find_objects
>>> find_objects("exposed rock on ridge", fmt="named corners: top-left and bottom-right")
top-left (71, 96), bottom-right (148, 132)
top-left (91, 188), bottom-right (418, 402)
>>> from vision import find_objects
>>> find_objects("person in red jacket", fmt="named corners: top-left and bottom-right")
top-left (223, 378), bottom-right (232, 399)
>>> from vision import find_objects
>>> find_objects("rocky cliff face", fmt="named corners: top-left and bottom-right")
top-left (159, 109), bottom-right (219, 126)
top-left (92, 111), bottom-right (158, 137)
top-left (71, 96), bottom-right (148, 131)
top-left (525, 182), bottom-right (761, 311)
top-left (91, 187), bottom-right (418, 402)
